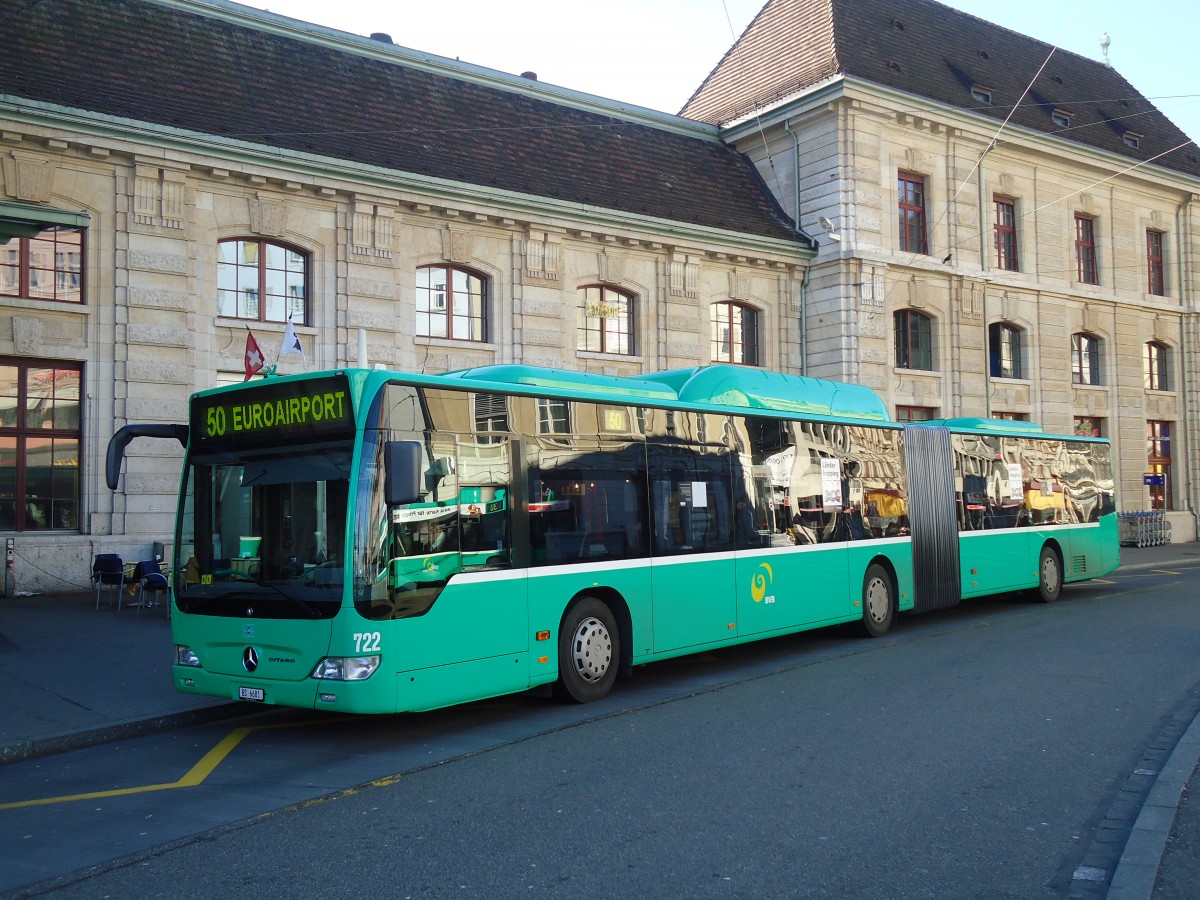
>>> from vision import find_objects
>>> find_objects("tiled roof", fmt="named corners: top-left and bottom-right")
top-left (0, 0), bottom-right (806, 245)
top-left (682, 0), bottom-right (1200, 180)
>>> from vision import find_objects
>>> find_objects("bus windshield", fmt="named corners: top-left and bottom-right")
top-left (176, 445), bottom-right (350, 619)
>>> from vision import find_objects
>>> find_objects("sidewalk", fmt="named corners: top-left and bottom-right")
top-left (0, 589), bottom-right (241, 765)
top-left (2, 541), bottom-right (1198, 898)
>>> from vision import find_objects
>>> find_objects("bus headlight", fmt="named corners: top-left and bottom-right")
top-left (311, 656), bottom-right (381, 681)
top-left (176, 645), bottom-right (201, 667)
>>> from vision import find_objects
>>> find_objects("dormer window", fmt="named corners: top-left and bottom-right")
top-left (1123, 131), bottom-right (1143, 149)
top-left (1052, 109), bottom-right (1073, 129)
top-left (971, 86), bottom-right (993, 105)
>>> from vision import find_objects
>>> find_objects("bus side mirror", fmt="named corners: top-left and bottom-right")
top-left (384, 441), bottom-right (423, 506)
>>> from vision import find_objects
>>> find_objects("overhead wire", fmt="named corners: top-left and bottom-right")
top-left (871, 0), bottom-right (1197, 314)
top-left (905, 0), bottom-right (1091, 271)
top-left (717, 0), bottom-right (784, 200)
top-left (928, 135), bottom-right (1196, 270)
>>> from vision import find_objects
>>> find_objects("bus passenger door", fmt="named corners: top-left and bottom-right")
top-left (650, 452), bottom-right (737, 652)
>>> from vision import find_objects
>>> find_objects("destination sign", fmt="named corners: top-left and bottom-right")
top-left (191, 374), bottom-right (355, 450)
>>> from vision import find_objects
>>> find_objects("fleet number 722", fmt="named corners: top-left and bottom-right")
top-left (353, 632), bottom-right (381, 653)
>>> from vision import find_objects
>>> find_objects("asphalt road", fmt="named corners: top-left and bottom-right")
top-left (3, 564), bottom-right (1198, 898)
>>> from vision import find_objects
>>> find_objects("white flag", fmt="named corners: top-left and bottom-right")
top-left (280, 313), bottom-right (305, 362)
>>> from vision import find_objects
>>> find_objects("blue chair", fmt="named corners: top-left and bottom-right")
top-left (135, 559), bottom-right (170, 616)
top-left (92, 553), bottom-right (126, 610)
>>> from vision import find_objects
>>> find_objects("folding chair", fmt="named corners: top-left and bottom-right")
top-left (136, 559), bottom-right (170, 617)
top-left (92, 553), bottom-right (126, 610)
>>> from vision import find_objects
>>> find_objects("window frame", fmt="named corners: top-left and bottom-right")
top-left (970, 86), bottom-right (993, 105)
top-left (993, 197), bottom-right (1019, 272)
top-left (0, 358), bottom-right (83, 532)
top-left (1071, 332), bottom-right (1102, 385)
top-left (0, 226), bottom-right (86, 304)
top-left (1144, 341), bottom-right (1170, 391)
top-left (577, 284), bottom-right (635, 355)
top-left (894, 309), bottom-right (934, 371)
top-left (1146, 420), bottom-right (1172, 510)
top-left (1074, 214), bottom-right (1099, 284)
top-left (416, 264), bottom-right (489, 343)
top-left (536, 397), bottom-right (572, 446)
top-left (1147, 229), bottom-right (1165, 296)
top-left (216, 238), bottom-right (310, 325)
top-left (895, 405), bottom-right (937, 422)
top-left (988, 322), bottom-right (1024, 379)
top-left (710, 301), bottom-right (760, 366)
top-left (898, 172), bottom-right (929, 255)
top-left (472, 392), bottom-right (508, 444)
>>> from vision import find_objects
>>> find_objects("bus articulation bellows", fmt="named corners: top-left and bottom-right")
top-left (107, 364), bottom-right (1118, 713)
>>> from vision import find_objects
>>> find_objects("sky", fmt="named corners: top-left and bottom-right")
top-left (246, 0), bottom-right (1199, 145)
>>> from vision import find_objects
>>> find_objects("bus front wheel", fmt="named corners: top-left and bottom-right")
top-left (861, 563), bottom-right (895, 637)
top-left (554, 597), bottom-right (619, 703)
top-left (1036, 545), bottom-right (1062, 603)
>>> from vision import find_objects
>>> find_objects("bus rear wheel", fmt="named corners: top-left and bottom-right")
top-left (1036, 545), bottom-right (1062, 603)
top-left (861, 563), bottom-right (895, 637)
top-left (554, 597), bottom-right (619, 703)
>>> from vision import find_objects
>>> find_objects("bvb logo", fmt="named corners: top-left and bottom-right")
top-left (750, 562), bottom-right (773, 603)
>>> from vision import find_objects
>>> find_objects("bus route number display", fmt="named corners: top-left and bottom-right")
top-left (192, 374), bottom-right (354, 449)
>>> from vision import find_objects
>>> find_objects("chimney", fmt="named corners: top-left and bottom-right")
top-left (369, 32), bottom-right (393, 44)
top-left (520, 71), bottom-right (538, 81)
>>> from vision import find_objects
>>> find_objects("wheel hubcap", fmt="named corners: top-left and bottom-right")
top-left (865, 577), bottom-right (890, 623)
top-left (570, 616), bottom-right (612, 683)
top-left (1042, 556), bottom-right (1059, 591)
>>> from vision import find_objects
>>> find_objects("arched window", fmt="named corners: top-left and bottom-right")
top-left (1144, 341), bottom-right (1170, 391)
top-left (416, 265), bottom-right (488, 342)
top-left (217, 239), bottom-right (308, 324)
top-left (988, 322), bottom-right (1024, 379)
top-left (578, 285), bottom-right (634, 355)
top-left (894, 310), bottom-right (934, 370)
top-left (1071, 332), bottom-right (1103, 385)
top-left (711, 302), bottom-right (759, 366)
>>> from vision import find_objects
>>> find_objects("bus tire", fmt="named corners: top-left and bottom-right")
top-left (1036, 545), bottom-right (1062, 603)
top-left (860, 563), bottom-right (894, 637)
top-left (554, 597), bottom-right (619, 703)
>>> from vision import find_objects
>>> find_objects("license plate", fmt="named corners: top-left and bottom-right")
top-left (238, 687), bottom-right (265, 702)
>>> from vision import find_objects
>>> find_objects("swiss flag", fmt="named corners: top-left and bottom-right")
top-left (244, 328), bottom-right (265, 381)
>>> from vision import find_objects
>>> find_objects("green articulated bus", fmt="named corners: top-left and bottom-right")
top-left (107, 364), bottom-right (1119, 713)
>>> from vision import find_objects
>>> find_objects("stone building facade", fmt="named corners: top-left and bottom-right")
top-left (1, 0), bottom-right (810, 591)
top-left (2, 0), bottom-right (1197, 593)
top-left (683, 0), bottom-right (1200, 542)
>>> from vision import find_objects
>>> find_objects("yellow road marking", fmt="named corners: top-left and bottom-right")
top-left (175, 726), bottom-right (254, 787)
top-left (0, 718), bottom-right (339, 810)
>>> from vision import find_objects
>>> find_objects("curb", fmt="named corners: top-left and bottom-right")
top-left (0, 702), bottom-right (246, 766)
top-left (1116, 557), bottom-right (1200, 573)
top-left (1107, 705), bottom-right (1200, 899)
